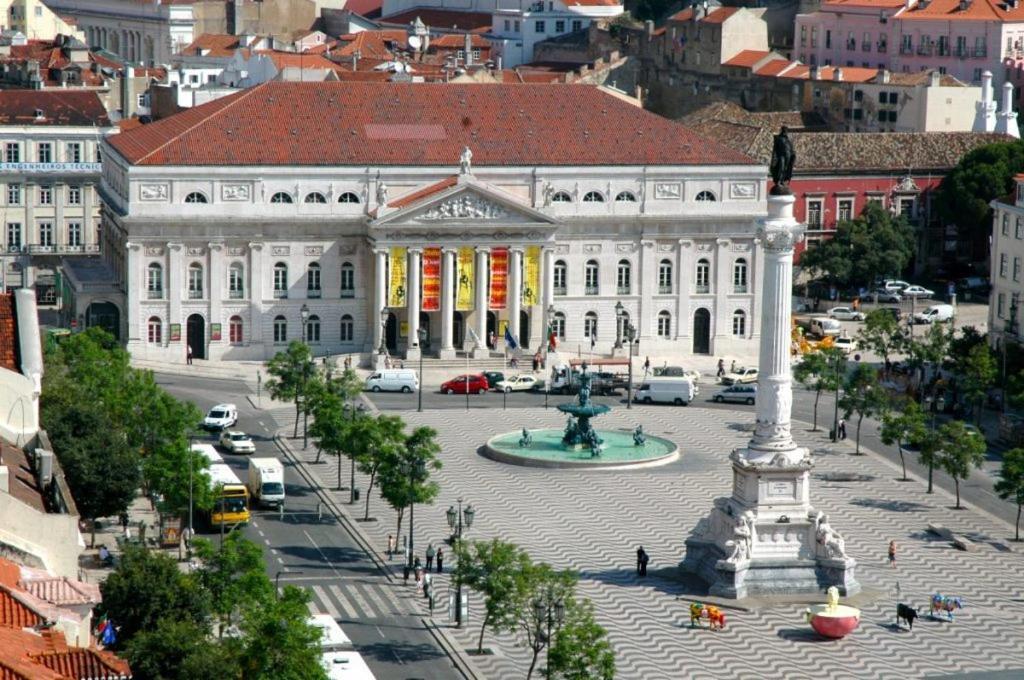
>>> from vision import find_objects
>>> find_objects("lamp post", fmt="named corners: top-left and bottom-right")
top-left (1002, 296), bottom-right (1019, 412)
top-left (417, 326), bottom-right (426, 412)
top-left (187, 431), bottom-right (196, 559)
top-left (300, 304), bottom-right (311, 449)
top-left (256, 369), bottom-right (262, 407)
top-left (406, 457), bottom-right (426, 572)
top-left (831, 351), bottom-right (845, 442)
top-left (624, 321), bottom-right (636, 409)
top-left (445, 499), bottom-right (475, 626)
top-left (613, 300), bottom-right (624, 350)
top-left (546, 304), bottom-right (555, 357)
top-left (534, 588), bottom-right (566, 680)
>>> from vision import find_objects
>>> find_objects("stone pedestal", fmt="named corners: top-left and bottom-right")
top-left (681, 192), bottom-right (860, 599)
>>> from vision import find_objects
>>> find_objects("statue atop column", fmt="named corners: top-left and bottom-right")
top-left (769, 126), bottom-right (796, 195)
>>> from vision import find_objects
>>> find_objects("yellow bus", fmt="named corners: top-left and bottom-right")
top-left (193, 445), bottom-right (250, 528)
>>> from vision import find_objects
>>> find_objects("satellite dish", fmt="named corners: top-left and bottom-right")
top-left (408, 35), bottom-right (422, 50)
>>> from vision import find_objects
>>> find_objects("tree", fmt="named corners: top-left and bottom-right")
top-left (839, 363), bottom-right (889, 454)
top-left (125, 617), bottom-right (239, 680)
top-left (235, 585), bottom-right (327, 680)
top-left (905, 322), bottom-right (952, 397)
top-left (793, 347), bottom-right (843, 431)
top-left (357, 415), bottom-right (407, 521)
top-left (956, 343), bottom-right (998, 426)
top-left (547, 598), bottom-right (616, 680)
top-left (995, 448), bottom-right (1024, 541)
top-left (99, 545), bottom-right (210, 645)
top-left (857, 309), bottom-right (908, 377)
top-left (265, 341), bottom-right (316, 438)
top-left (455, 538), bottom-right (533, 654)
top-left (516, 563), bottom-right (578, 680)
top-left (377, 426), bottom-right (442, 539)
top-left (946, 326), bottom-right (988, 370)
top-left (880, 400), bottom-right (928, 481)
top-left (938, 420), bottom-right (987, 509)
top-left (310, 367), bottom-right (365, 464)
top-left (798, 201), bottom-right (915, 289)
top-left (309, 391), bottom-right (354, 491)
top-left (193, 532), bottom-right (274, 636)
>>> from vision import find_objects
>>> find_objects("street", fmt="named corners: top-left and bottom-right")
top-left (156, 373), bottom-right (461, 680)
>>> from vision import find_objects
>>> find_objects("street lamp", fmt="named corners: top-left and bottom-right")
top-left (830, 352), bottom-right (848, 443)
top-left (300, 304), bottom-right (311, 449)
top-left (613, 301), bottom-right (624, 350)
top-left (1002, 296), bottom-right (1019, 412)
top-left (405, 457), bottom-right (427, 573)
top-left (378, 308), bottom-right (389, 356)
top-left (624, 322), bottom-right (636, 409)
top-left (417, 326), bottom-right (427, 413)
top-left (534, 589), bottom-right (567, 680)
top-left (445, 499), bottom-right (475, 626)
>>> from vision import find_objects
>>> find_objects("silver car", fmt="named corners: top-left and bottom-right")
top-left (712, 384), bottom-right (757, 405)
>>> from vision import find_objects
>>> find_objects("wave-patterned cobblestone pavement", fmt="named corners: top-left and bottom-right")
top-left (285, 405), bottom-right (1024, 679)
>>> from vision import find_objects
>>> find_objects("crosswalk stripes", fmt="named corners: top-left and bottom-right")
top-left (359, 582), bottom-right (395, 616)
top-left (307, 582), bottom-right (412, 621)
top-left (310, 585), bottom-right (342, 619)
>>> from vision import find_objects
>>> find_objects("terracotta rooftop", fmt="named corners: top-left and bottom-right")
top-left (107, 82), bottom-right (755, 168)
top-left (754, 59), bottom-right (798, 77)
top-left (0, 293), bottom-right (16, 372)
top-left (380, 8), bottom-right (493, 32)
top-left (389, 175), bottom-right (458, 208)
top-left (0, 91), bottom-right (110, 127)
top-left (0, 627), bottom-right (131, 680)
top-left (1, 441), bottom-right (46, 513)
top-left (902, 0), bottom-right (1024, 21)
top-left (777, 64), bottom-right (879, 83)
top-left (878, 69), bottom-right (967, 86)
top-left (669, 6), bottom-right (739, 22)
top-left (0, 587), bottom-right (43, 629)
top-left (723, 49), bottom-right (777, 68)
top-left (822, 0), bottom-right (905, 8)
top-left (430, 33), bottom-right (491, 48)
top-left (240, 49), bottom-right (344, 72)
top-left (681, 100), bottom-right (826, 132)
top-left (178, 33), bottom-right (242, 57)
top-left (0, 41), bottom-right (110, 88)
top-left (334, 30), bottom-right (406, 59)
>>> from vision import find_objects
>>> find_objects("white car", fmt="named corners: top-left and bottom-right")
top-left (202, 403), bottom-right (238, 431)
top-left (827, 306), bottom-right (865, 322)
top-left (495, 375), bottom-right (539, 392)
top-left (219, 430), bottom-right (255, 454)
top-left (721, 367), bottom-right (758, 385)
top-left (883, 279), bottom-right (911, 292)
top-left (832, 337), bottom-right (857, 354)
top-left (901, 285), bottom-right (934, 298)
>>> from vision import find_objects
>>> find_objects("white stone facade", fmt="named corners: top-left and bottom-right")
top-left (101, 158), bottom-right (767, 363)
top-left (989, 178), bottom-right (1024, 348)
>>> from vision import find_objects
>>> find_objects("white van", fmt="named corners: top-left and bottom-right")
top-left (365, 369), bottom-right (418, 393)
top-left (247, 457), bottom-right (285, 507)
top-left (913, 304), bottom-right (954, 324)
top-left (809, 317), bottom-right (841, 338)
top-left (634, 377), bottom-right (698, 406)
top-left (202, 403), bottom-right (238, 431)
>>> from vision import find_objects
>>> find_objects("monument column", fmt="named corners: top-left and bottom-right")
top-left (439, 248), bottom-right (457, 359)
top-left (508, 247), bottom-right (523, 350)
top-left (373, 250), bottom-right (387, 359)
top-left (406, 248), bottom-right (422, 360)
top-left (473, 247), bottom-right (489, 358)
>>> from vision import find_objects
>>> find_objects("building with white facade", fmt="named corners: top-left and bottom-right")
top-left (99, 81), bottom-right (766, 363)
top-left (0, 91), bottom-right (114, 303)
top-left (488, 0), bottom-right (624, 67)
top-left (989, 174), bottom-right (1024, 353)
top-left (0, 0), bottom-right (84, 41)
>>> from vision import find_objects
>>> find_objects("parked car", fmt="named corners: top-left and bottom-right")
top-left (912, 304), bottom-right (954, 324)
top-left (872, 289), bottom-right (902, 303)
top-left (721, 367), bottom-right (758, 385)
top-left (901, 285), bottom-right (934, 298)
top-left (365, 369), bottom-right (418, 393)
top-left (833, 336), bottom-right (857, 354)
top-left (219, 430), bottom-right (256, 454)
top-left (202, 403), bottom-right (238, 431)
top-left (652, 366), bottom-right (701, 382)
top-left (441, 374), bottom-right (489, 395)
top-left (828, 306), bottom-right (865, 322)
top-left (883, 279), bottom-right (912, 292)
top-left (713, 384), bottom-right (757, 405)
top-left (482, 371), bottom-right (505, 388)
top-left (495, 375), bottom-right (539, 392)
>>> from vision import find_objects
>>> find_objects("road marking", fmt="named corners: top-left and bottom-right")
top-left (360, 582), bottom-right (392, 615)
top-left (302, 529), bottom-right (343, 579)
top-left (375, 625), bottom-right (385, 639)
top-left (327, 584), bottom-right (360, 619)
top-left (257, 529), bottom-right (264, 537)
top-left (379, 586), bottom-right (403, 612)
top-left (312, 585), bottom-right (342, 619)
top-left (347, 584), bottom-right (375, 618)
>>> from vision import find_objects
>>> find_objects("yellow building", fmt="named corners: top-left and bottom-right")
top-left (0, 0), bottom-right (84, 41)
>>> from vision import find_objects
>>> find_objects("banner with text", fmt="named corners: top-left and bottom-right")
top-left (421, 247), bottom-right (441, 312)
top-left (456, 246), bottom-right (475, 311)
top-left (388, 247), bottom-right (407, 308)
top-left (522, 246), bottom-right (541, 306)
top-left (489, 247), bottom-right (508, 309)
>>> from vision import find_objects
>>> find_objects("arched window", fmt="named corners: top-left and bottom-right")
top-left (340, 262), bottom-right (355, 297)
top-left (658, 259), bottom-right (673, 294)
top-left (147, 316), bottom-right (161, 343)
top-left (551, 191), bottom-right (572, 203)
top-left (584, 311), bottom-right (598, 339)
top-left (187, 262), bottom-right (203, 299)
top-left (184, 191), bottom-right (208, 204)
top-left (616, 259), bottom-right (631, 295)
top-left (552, 311), bottom-right (566, 339)
top-left (695, 190), bottom-right (717, 202)
top-left (733, 258), bottom-right (748, 293)
top-left (305, 314), bottom-right (321, 343)
top-left (229, 315), bottom-right (243, 344)
top-left (583, 191), bottom-right (605, 203)
top-left (304, 192), bottom-right (327, 204)
top-left (228, 262), bottom-right (244, 299)
top-left (553, 260), bottom-right (567, 296)
top-left (615, 191), bottom-right (637, 202)
top-left (695, 258), bottom-right (710, 293)
top-left (273, 315), bottom-right (287, 344)
top-left (270, 192), bottom-right (293, 204)
top-left (307, 262), bottom-right (321, 298)
top-left (147, 262), bottom-right (162, 299)
top-left (340, 314), bottom-right (354, 342)
top-left (273, 262), bottom-right (288, 298)
top-left (657, 310), bottom-right (671, 338)
top-left (338, 192), bottom-right (361, 204)
top-left (584, 259), bottom-right (599, 295)
top-left (732, 309), bottom-right (747, 337)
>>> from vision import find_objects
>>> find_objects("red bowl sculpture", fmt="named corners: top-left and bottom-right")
top-left (806, 604), bottom-right (861, 639)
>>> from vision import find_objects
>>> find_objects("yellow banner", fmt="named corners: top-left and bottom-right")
top-left (522, 245), bottom-right (541, 306)
top-left (456, 247), bottom-right (474, 311)
top-left (388, 247), bottom-right (407, 308)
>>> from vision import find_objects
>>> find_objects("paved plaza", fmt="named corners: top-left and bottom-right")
top-left (283, 402), bottom-right (1024, 679)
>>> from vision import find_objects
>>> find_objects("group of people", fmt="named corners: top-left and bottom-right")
top-left (387, 534), bottom-right (445, 577)
top-left (715, 359), bottom-right (738, 379)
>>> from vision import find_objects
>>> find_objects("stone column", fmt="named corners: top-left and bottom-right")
top-left (508, 247), bottom-right (522, 350)
top-left (406, 248), bottom-right (422, 360)
top-left (125, 242), bottom-right (142, 343)
top-left (638, 240), bottom-right (655, 341)
top-left (208, 242), bottom-right (223, 352)
top-left (472, 247), bottom-right (489, 358)
top-left (373, 249), bottom-right (387, 358)
top-left (713, 238), bottom-right (732, 352)
top-left (676, 240), bottom-right (693, 341)
top-left (248, 242), bottom-right (264, 349)
top-left (439, 248), bottom-right (457, 359)
top-left (167, 242), bottom-right (183, 346)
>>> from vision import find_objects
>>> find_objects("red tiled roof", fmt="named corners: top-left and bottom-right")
top-left (755, 59), bottom-right (798, 76)
top-left (669, 6), bottom-right (739, 22)
top-left (0, 294), bottom-right (16, 372)
top-left (0, 92), bottom-right (110, 127)
top-left (0, 589), bottom-right (43, 629)
top-left (777, 64), bottom-right (878, 82)
top-left (179, 33), bottom-right (241, 57)
top-left (0, 41), bottom-right (110, 88)
top-left (242, 49), bottom-right (344, 72)
top-left (107, 82), bottom-right (755, 168)
top-left (344, 0), bottom-right (383, 17)
top-left (0, 442), bottom-right (45, 513)
top-left (389, 176), bottom-right (458, 208)
top-left (381, 9), bottom-right (493, 32)
top-left (334, 30), bottom-right (406, 58)
top-left (430, 34), bottom-right (491, 48)
top-left (31, 649), bottom-right (131, 679)
top-left (0, 627), bottom-right (131, 680)
top-left (902, 0), bottom-right (1024, 21)
top-left (723, 49), bottom-right (774, 68)
top-left (823, 0), bottom-right (905, 7)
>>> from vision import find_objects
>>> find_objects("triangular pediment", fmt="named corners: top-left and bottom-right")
top-left (372, 176), bottom-right (559, 227)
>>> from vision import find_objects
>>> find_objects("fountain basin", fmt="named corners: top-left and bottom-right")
top-left (482, 428), bottom-right (679, 470)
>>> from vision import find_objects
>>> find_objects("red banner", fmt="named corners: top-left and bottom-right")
top-left (421, 247), bottom-right (441, 312)
top-left (489, 247), bottom-right (508, 309)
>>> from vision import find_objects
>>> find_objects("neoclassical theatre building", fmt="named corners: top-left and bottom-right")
top-left (100, 82), bottom-right (767, 363)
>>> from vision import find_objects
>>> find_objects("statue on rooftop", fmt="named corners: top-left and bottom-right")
top-left (769, 126), bottom-right (796, 194)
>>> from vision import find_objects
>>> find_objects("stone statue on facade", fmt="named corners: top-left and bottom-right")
top-left (459, 146), bottom-right (473, 175)
top-left (377, 182), bottom-right (389, 206)
top-left (811, 511), bottom-right (848, 559)
top-left (769, 126), bottom-right (796, 194)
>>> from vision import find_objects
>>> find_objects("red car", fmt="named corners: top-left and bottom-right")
top-left (441, 374), bottom-right (489, 395)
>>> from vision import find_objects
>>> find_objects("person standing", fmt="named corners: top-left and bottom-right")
top-left (838, 418), bottom-right (847, 440)
top-left (435, 547), bottom-right (444, 573)
top-left (640, 549), bottom-right (649, 577)
top-left (425, 543), bottom-right (436, 570)
top-left (730, 360), bottom-right (736, 373)
top-left (636, 546), bottom-right (646, 576)
top-left (387, 534), bottom-right (396, 559)
top-left (717, 358), bottom-right (725, 378)
top-left (186, 344), bottom-right (193, 365)
top-left (888, 540), bottom-right (897, 568)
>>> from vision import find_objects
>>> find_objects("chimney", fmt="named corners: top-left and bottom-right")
top-left (810, 65), bottom-right (821, 80)
top-left (973, 70), bottom-right (998, 132)
top-left (464, 33), bottom-right (473, 66)
top-left (930, 69), bottom-right (941, 86)
top-left (877, 67), bottom-right (891, 83)
top-left (35, 450), bottom-right (53, 490)
top-left (645, 20), bottom-right (654, 38)
top-left (996, 81), bottom-right (1021, 138)
top-left (833, 67), bottom-right (844, 81)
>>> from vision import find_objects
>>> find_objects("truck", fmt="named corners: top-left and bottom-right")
top-left (547, 359), bottom-right (628, 395)
top-left (247, 457), bottom-right (285, 508)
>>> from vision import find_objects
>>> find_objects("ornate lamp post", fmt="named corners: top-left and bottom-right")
top-left (417, 326), bottom-right (427, 412)
top-left (300, 304), bottom-right (311, 448)
top-left (445, 499), bottom-right (475, 626)
top-left (534, 589), bottom-right (566, 680)
top-left (613, 300), bottom-right (624, 350)
top-left (624, 320), bottom-right (636, 409)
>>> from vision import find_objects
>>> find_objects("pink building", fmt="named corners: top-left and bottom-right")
top-left (796, 0), bottom-right (1024, 94)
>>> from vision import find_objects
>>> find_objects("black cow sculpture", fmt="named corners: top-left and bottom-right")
top-left (896, 603), bottom-right (919, 630)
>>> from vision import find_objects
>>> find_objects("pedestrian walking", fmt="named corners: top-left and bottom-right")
top-left (888, 540), bottom-right (897, 568)
top-left (838, 418), bottom-right (847, 440)
top-left (186, 344), bottom-right (193, 365)
top-left (119, 512), bottom-right (129, 537)
top-left (387, 534), bottom-right (396, 559)
top-left (636, 546), bottom-right (649, 576)
top-left (730, 360), bottom-right (736, 373)
top-left (435, 547), bottom-right (444, 573)
top-left (717, 358), bottom-right (725, 378)
top-left (425, 543), bottom-right (436, 570)
top-left (488, 331), bottom-right (496, 349)
top-left (532, 352), bottom-right (540, 372)
top-left (510, 356), bottom-right (519, 369)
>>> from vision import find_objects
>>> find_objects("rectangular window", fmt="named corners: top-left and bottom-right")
top-left (67, 222), bottom-right (81, 247)
top-left (67, 186), bottom-right (81, 205)
top-left (4, 142), bottom-right (19, 163)
top-left (811, 27), bottom-right (818, 48)
top-left (37, 142), bottom-right (51, 163)
top-left (825, 29), bottom-right (831, 49)
top-left (535, 20), bottom-right (545, 33)
top-left (1006, 215), bottom-right (1012, 235)
top-left (1015, 256), bottom-right (1021, 282)
top-left (515, 20), bottom-right (520, 32)
top-left (66, 142), bottom-right (81, 163)
top-left (38, 221), bottom-right (53, 247)
top-left (555, 20), bottom-right (565, 32)
top-left (584, 264), bottom-right (599, 295)
top-left (229, 267), bottom-right (244, 299)
top-left (1001, 253), bottom-right (1009, 277)
top-left (999, 292), bottom-right (1006, 318)
top-left (7, 183), bottom-right (20, 205)
top-left (340, 266), bottom-right (355, 297)
top-left (800, 25), bottom-right (806, 47)
top-left (807, 199), bottom-right (823, 228)
top-left (553, 263), bottom-right (566, 295)
top-left (571, 19), bottom-right (581, 32)
top-left (504, 19), bottom-right (510, 31)
top-left (1017, 218), bottom-right (1023, 239)
top-left (7, 222), bottom-right (21, 248)
top-left (837, 199), bottom-right (853, 222)
top-left (38, 186), bottom-right (52, 205)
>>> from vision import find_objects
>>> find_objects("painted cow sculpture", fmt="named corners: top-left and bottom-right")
top-left (689, 602), bottom-right (726, 630)
top-left (930, 594), bottom-right (963, 622)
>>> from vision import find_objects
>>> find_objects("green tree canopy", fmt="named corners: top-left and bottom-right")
top-left (938, 420), bottom-right (988, 508)
top-left (455, 538), bottom-right (534, 654)
top-left (880, 400), bottom-right (929, 481)
top-left (516, 563), bottom-right (579, 680)
top-left (857, 309), bottom-right (908, 375)
top-left (235, 585), bottom-right (327, 680)
top-left (356, 414), bottom-right (407, 521)
top-left (839, 363), bottom-right (889, 454)
top-left (793, 347), bottom-right (843, 431)
top-left (996, 448), bottom-right (1024, 541)
top-left (377, 426), bottom-right (443, 538)
top-left (193, 532), bottom-right (274, 635)
top-left (798, 201), bottom-right (915, 289)
top-left (956, 343), bottom-right (998, 425)
top-left (125, 617), bottom-right (238, 680)
top-left (547, 598), bottom-right (616, 680)
top-left (265, 341), bottom-right (317, 438)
